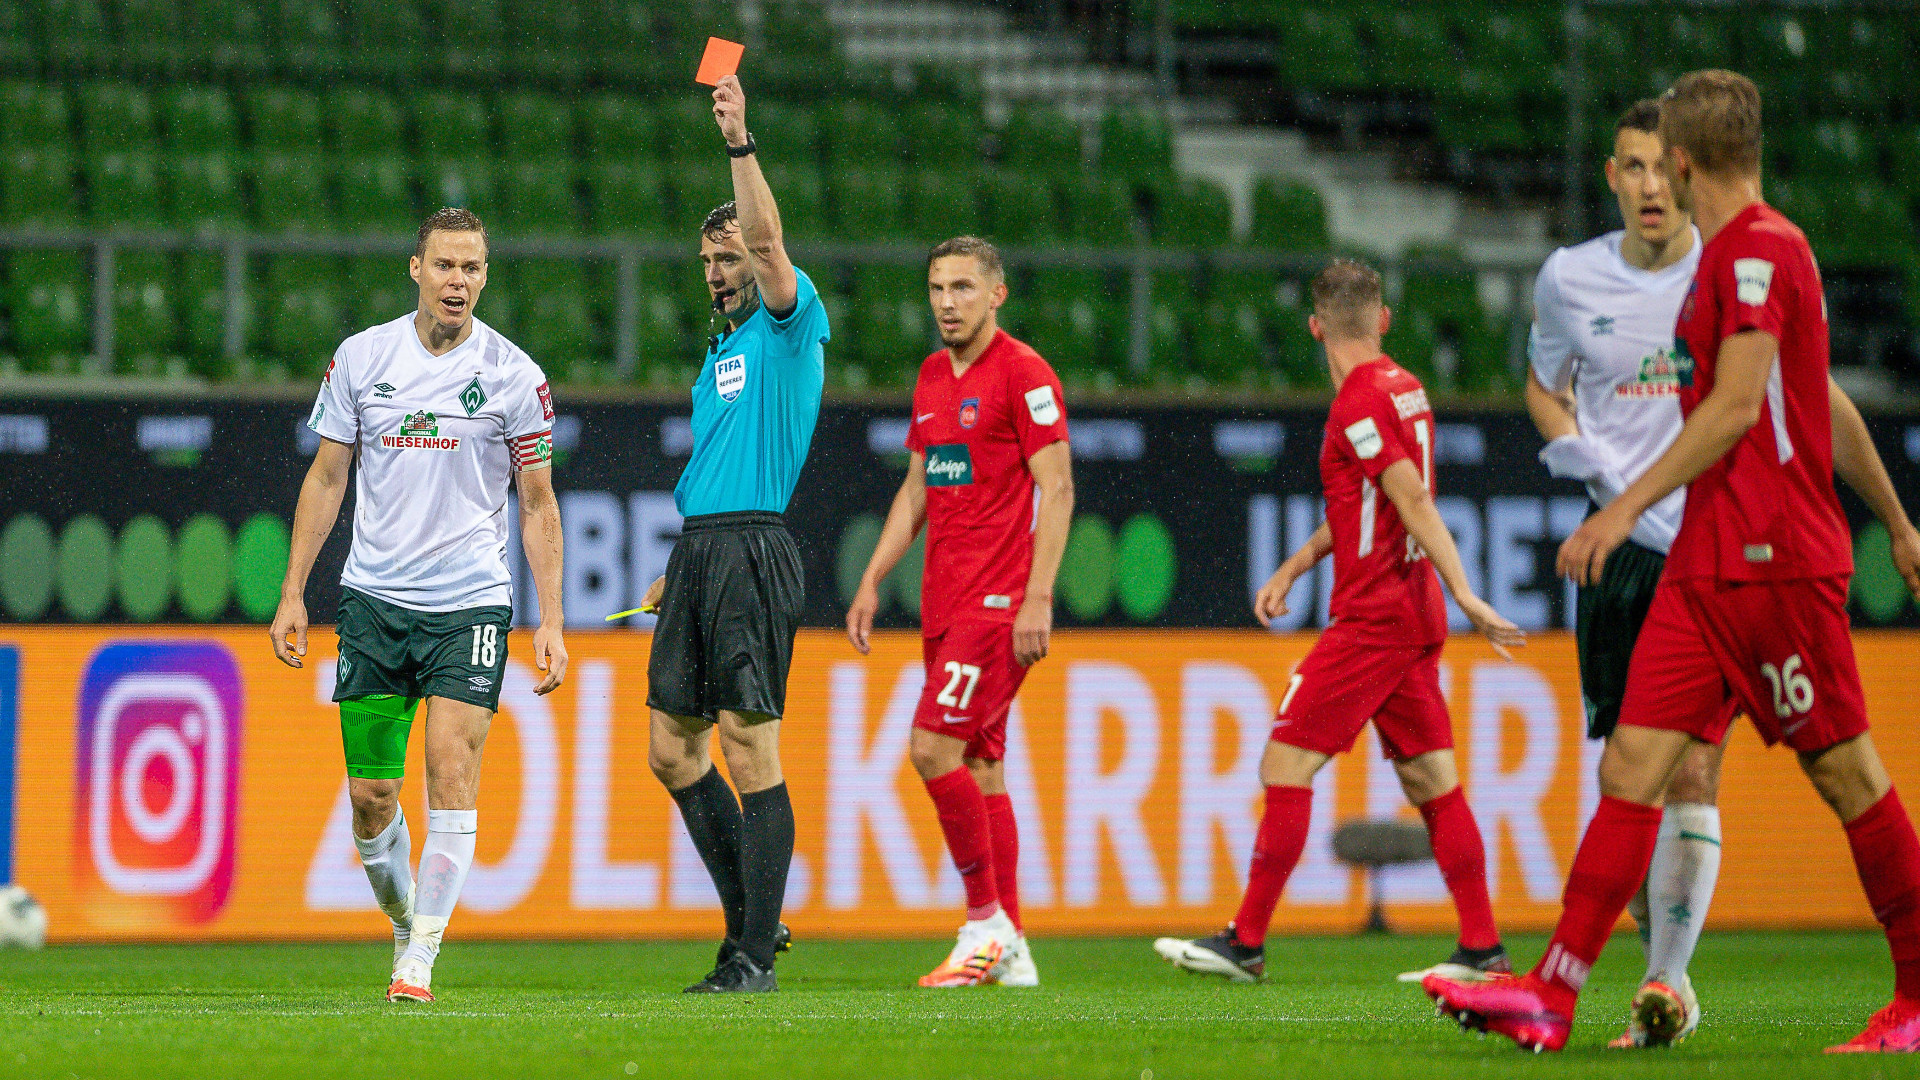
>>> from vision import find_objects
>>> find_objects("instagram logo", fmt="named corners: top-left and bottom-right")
top-left (74, 642), bottom-right (242, 926)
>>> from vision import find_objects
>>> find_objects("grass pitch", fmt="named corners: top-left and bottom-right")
top-left (0, 931), bottom-right (1910, 1079)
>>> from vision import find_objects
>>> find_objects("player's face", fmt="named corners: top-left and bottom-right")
top-left (1606, 128), bottom-right (1687, 245)
top-left (698, 224), bottom-right (758, 318)
top-left (409, 230), bottom-right (487, 331)
top-left (927, 255), bottom-right (1006, 350)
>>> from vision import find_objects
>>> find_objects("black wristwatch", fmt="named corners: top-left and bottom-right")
top-left (726, 133), bottom-right (757, 158)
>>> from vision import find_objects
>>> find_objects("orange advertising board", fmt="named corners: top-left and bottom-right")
top-left (7, 627), bottom-right (1920, 942)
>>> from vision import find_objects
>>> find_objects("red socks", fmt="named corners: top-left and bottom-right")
top-left (925, 767), bottom-right (999, 921)
top-left (1418, 786), bottom-right (1500, 951)
top-left (1233, 785), bottom-right (1314, 948)
top-left (1532, 795), bottom-right (1663, 1015)
top-left (984, 792), bottom-right (1021, 932)
top-left (1844, 788), bottom-right (1920, 1000)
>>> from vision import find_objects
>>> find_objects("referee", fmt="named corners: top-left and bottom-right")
top-left (640, 75), bottom-right (827, 994)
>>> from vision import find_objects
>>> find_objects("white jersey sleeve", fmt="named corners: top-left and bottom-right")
top-left (504, 359), bottom-right (554, 472)
top-left (1527, 250), bottom-right (1577, 393)
top-left (308, 345), bottom-right (360, 444)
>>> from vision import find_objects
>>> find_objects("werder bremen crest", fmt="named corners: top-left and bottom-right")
top-left (461, 377), bottom-right (487, 416)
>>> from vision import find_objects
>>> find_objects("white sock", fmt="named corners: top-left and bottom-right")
top-left (1627, 875), bottom-right (1652, 968)
top-left (399, 809), bottom-right (476, 970)
top-left (353, 809), bottom-right (413, 939)
top-left (1644, 802), bottom-right (1721, 988)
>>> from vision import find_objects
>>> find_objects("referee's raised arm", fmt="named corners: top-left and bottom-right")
top-left (710, 75), bottom-right (798, 314)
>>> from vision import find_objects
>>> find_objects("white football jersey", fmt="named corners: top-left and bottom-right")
top-left (1529, 227), bottom-right (1701, 554)
top-left (308, 314), bottom-right (553, 611)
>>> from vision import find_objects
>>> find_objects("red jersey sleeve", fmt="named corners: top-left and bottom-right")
top-left (1713, 226), bottom-right (1800, 344)
top-left (1328, 383), bottom-right (1409, 480)
top-left (1008, 351), bottom-right (1069, 457)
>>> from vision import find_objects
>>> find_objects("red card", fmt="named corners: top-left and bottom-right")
top-left (695, 37), bottom-right (744, 85)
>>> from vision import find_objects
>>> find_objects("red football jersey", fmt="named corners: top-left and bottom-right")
top-left (1667, 202), bottom-right (1852, 583)
top-left (906, 330), bottom-right (1070, 636)
top-left (1320, 356), bottom-right (1447, 646)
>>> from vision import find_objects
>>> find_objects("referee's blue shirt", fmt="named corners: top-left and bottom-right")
top-left (674, 266), bottom-right (829, 517)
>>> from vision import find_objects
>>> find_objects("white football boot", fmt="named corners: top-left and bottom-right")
top-left (991, 935), bottom-right (1040, 987)
top-left (919, 910), bottom-right (1018, 988)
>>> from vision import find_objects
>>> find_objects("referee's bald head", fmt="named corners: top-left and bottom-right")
top-left (1310, 258), bottom-right (1385, 341)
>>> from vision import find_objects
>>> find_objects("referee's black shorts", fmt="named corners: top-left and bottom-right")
top-left (1575, 533), bottom-right (1667, 740)
top-left (647, 511), bottom-right (805, 724)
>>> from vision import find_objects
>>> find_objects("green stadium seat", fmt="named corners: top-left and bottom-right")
top-left (1397, 246), bottom-right (1499, 391)
top-left (77, 83), bottom-right (156, 149)
top-left (412, 90), bottom-right (491, 159)
top-left (1, 149), bottom-right (79, 227)
top-left (168, 152), bottom-right (246, 233)
top-left (586, 161), bottom-right (671, 237)
top-left (851, 266), bottom-right (933, 382)
top-left (1025, 293), bottom-right (1117, 384)
top-left (251, 152), bottom-right (332, 231)
top-left (440, 0), bottom-right (504, 55)
top-left (498, 91), bottom-right (573, 159)
top-left (1063, 175), bottom-right (1135, 243)
top-left (111, 250), bottom-right (178, 363)
top-left (756, 162), bottom-right (824, 240)
top-left (1191, 296), bottom-right (1266, 387)
top-left (499, 158), bottom-right (579, 236)
top-left (7, 251), bottom-right (91, 361)
top-left (662, 97), bottom-right (719, 162)
top-left (760, 0), bottom-right (835, 62)
top-left (324, 88), bottom-right (404, 154)
top-left (1457, 10), bottom-right (1557, 89)
top-left (1433, 67), bottom-right (1529, 155)
top-left (336, 156), bottom-right (413, 233)
top-left (633, 264), bottom-right (695, 378)
top-left (270, 0), bottom-right (346, 75)
top-left (265, 255), bottom-right (343, 373)
top-left (905, 168), bottom-right (985, 238)
top-left (86, 150), bottom-right (164, 228)
top-left (343, 0), bottom-right (430, 78)
top-left (1153, 176), bottom-right (1232, 247)
top-left (1140, 275), bottom-right (1196, 387)
top-left (824, 100), bottom-right (902, 164)
top-left (1783, 120), bottom-right (1874, 178)
top-left (829, 166), bottom-right (907, 240)
top-left (901, 101), bottom-right (979, 169)
top-left (187, 0), bottom-right (271, 75)
top-left (1276, 7), bottom-right (1367, 92)
top-left (0, 84), bottom-right (72, 148)
top-left (1250, 177), bottom-right (1328, 251)
top-left (1823, 183), bottom-right (1909, 267)
top-left (1368, 9), bottom-right (1452, 94)
top-left (157, 86), bottom-right (238, 152)
top-left (753, 102), bottom-right (822, 163)
top-left (245, 87), bottom-right (323, 152)
top-left (1894, 126), bottom-right (1920, 197)
top-left (36, 0), bottom-right (112, 69)
top-left (1742, 12), bottom-right (1814, 72)
top-left (342, 254), bottom-right (415, 329)
top-left (581, 94), bottom-right (657, 160)
top-left (981, 170), bottom-right (1060, 244)
top-left (670, 161), bottom-right (731, 225)
top-left (1099, 107), bottom-right (1173, 180)
top-left (999, 106), bottom-right (1083, 177)
top-left (420, 158), bottom-right (495, 218)
top-left (177, 251), bottom-right (252, 372)
top-left (500, 260), bottom-right (593, 379)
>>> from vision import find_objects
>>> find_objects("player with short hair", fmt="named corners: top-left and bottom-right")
top-left (1153, 259), bottom-right (1524, 983)
top-left (1426, 69), bottom-right (1920, 1054)
top-left (845, 236), bottom-right (1072, 988)
top-left (271, 206), bottom-right (568, 1003)
top-left (639, 75), bottom-right (826, 994)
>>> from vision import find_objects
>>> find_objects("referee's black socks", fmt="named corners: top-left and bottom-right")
top-left (739, 782), bottom-right (795, 969)
top-left (669, 767), bottom-right (747, 944)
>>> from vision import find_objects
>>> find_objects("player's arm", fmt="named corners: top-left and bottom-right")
top-left (1830, 377), bottom-right (1920, 602)
top-left (1253, 521), bottom-right (1330, 625)
top-left (1525, 370), bottom-right (1579, 442)
top-left (270, 437), bottom-right (354, 667)
top-left (846, 452), bottom-right (929, 655)
top-left (1558, 329), bottom-right (1779, 585)
top-left (710, 75), bottom-right (797, 315)
top-left (515, 463), bottom-right (568, 694)
top-left (1013, 441), bottom-right (1074, 667)
top-left (1379, 460), bottom-right (1526, 658)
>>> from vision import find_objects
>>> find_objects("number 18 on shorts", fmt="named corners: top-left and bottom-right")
top-left (910, 622), bottom-right (1028, 764)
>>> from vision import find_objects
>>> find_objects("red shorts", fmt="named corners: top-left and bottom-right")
top-left (1620, 575), bottom-right (1868, 752)
top-left (911, 621), bottom-right (1029, 762)
top-left (1270, 625), bottom-right (1453, 762)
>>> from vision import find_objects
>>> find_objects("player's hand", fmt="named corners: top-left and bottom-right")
top-left (532, 623), bottom-right (568, 695)
top-left (845, 579), bottom-right (880, 655)
top-left (642, 575), bottom-right (665, 614)
top-left (1459, 595), bottom-right (1526, 661)
top-left (1557, 501), bottom-right (1634, 587)
top-left (1890, 523), bottom-right (1920, 604)
top-left (712, 75), bottom-right (748, 146)
top-left (1253, 563), bottom-right (1302, 626)
top-left (1013, 596), bottom-right (1053, 667)
top-left (269, 595), bottom-right (308, 668)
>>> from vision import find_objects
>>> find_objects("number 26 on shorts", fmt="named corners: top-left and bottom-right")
top-left (1761, 653), bottom-right (1815, 719)
top-left (470, 624), bottom-right (500, 667)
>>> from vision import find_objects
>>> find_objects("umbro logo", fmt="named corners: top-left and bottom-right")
top-left (1589, 315), bottom-right (1615, 336)
top-left (373, 382), bottom-right (396, 398)
top-left (469, 675), bottom-right (493, 689)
